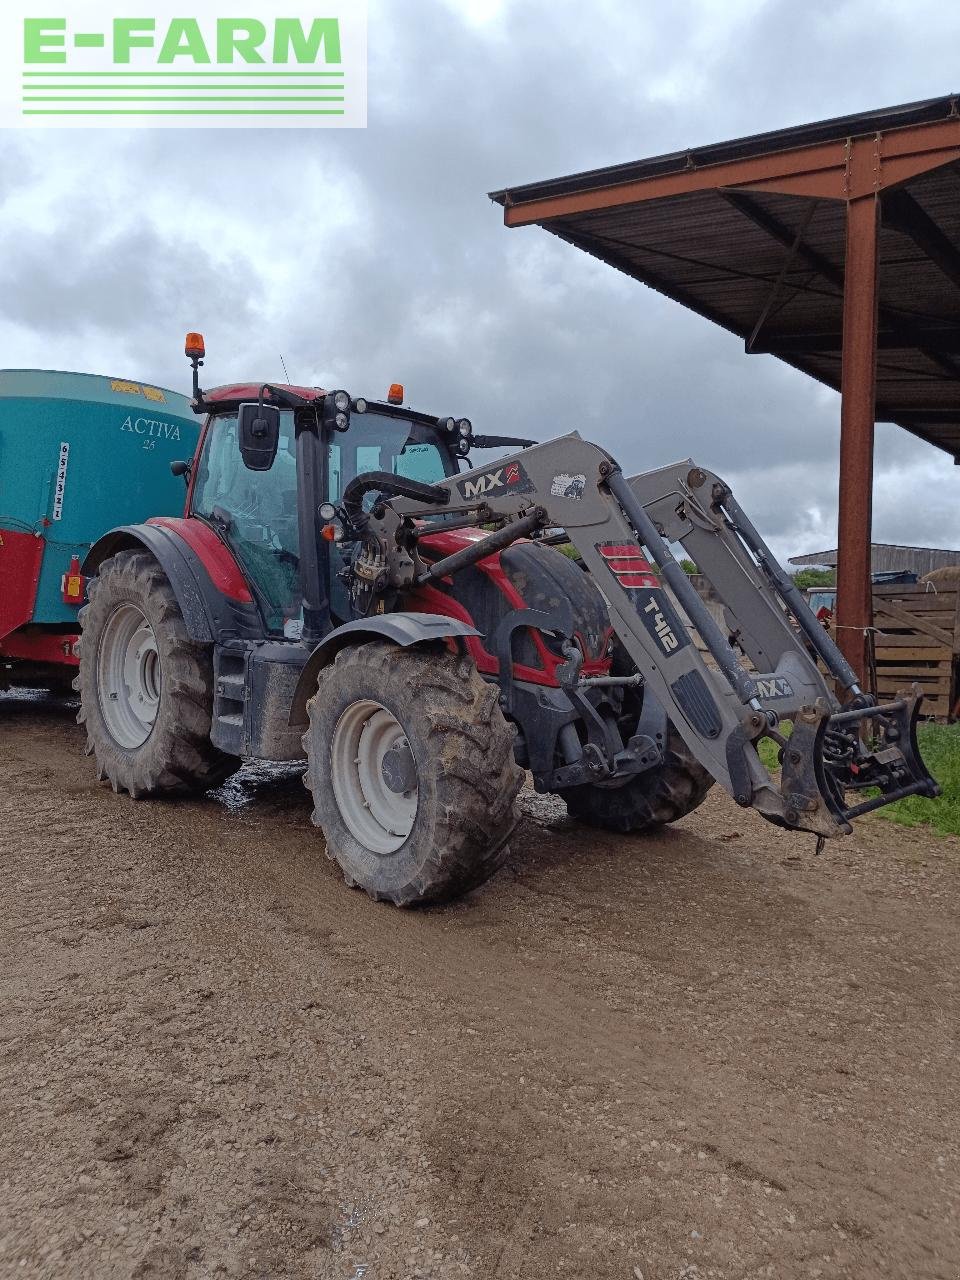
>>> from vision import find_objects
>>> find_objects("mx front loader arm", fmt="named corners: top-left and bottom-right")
top-left (375, 433), bottom-right (938, 838)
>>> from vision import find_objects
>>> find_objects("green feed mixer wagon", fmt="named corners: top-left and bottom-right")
top-left (0, 370), bottom-right (199, 691)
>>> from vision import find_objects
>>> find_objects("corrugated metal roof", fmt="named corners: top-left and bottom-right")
top-left (790, 544), bottom-right (960, 573)
top-left (489, 95), bottom-right (960, 206)
top-left (491, 98), bottom-right (960, 459)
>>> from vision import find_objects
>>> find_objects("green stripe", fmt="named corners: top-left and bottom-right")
top-left (22, 70), bottom-right (344, 77)
top-left (24, 95), bottom-right (345, 102)
top-left (22, 108), bottom-right (347, 115)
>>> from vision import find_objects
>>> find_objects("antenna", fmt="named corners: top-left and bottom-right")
top-left (279, 352), bottom-right (290, 383)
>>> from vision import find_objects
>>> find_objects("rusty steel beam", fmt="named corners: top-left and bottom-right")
top-left (727, 171), bottom-right (851, 200)
top-left (744, 200), bottom-right (819, 352)
top-left (894, 408), bottom-right (960, 423)
top-left (835, 197), bottom-right (880, 686)
top-left (874, 119), bottom-right (960, 189)
top-left (727, 174), bottom-right (960, 376)
top-left (720, 191), bottom-right (843, 290)
top-left (882, 187), bottom-right (960, 291)
top-left (501, 140), bottom-right (851, 226)
top-left (914, 345), bottom-right (960, 380)
top-left (754, 324), bottom-right (960, 354)
top-left (500, 118), bottom-right (960, 229)
top-left (887, 419), bottom-right (960, 456)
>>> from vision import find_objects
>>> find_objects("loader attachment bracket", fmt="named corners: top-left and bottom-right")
top-left (778, 688), bottom-right (940, 835)
top-left (724, 724), bottom-right (757, 809)
top-left (492, 602), bottom-right (663, 792)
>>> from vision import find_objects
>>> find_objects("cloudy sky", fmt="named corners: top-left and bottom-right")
top-left (2, 0), bottom-right (960, 562)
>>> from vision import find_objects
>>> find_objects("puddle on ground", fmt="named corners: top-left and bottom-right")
top-left (0, 687), bottom-right (78, 708)
top-left (211, 759), bottom-right (309, 817)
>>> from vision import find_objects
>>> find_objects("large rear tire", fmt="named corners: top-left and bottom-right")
top-left (77, 550), bottom-right (240, 797)
top-left (560, 726), bottom-right (713, 834)
top-left (304, 642), bottom-right (524, 906)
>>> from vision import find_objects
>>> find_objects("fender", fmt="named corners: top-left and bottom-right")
top-left (82, 522), bottom-right (263, 644)
top-left (288, 613), bottom-right (480, 727)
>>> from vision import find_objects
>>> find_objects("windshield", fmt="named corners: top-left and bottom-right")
top-left (328, 411), bottom-right (456, 504)
top-left (326, 411), bottom-right (457, 622)
top-left (192, 411), bottom-right (300, 634)
top-left (808, 590), bottom-right (836, 613)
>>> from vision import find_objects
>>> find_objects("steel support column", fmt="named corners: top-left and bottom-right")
top-left (835, 195), bottom-right (880, 685)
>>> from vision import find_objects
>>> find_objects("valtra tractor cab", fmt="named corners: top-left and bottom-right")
top-left (78, 335), bottom-right (938, 906)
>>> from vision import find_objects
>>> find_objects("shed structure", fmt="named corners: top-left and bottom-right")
top-left (790, 543), bottom-right (960, 576)
top-left (490, 95), bottom-right (960, 685)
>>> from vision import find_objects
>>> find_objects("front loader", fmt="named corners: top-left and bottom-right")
top-left (76, 335), bottom-right (938, 906)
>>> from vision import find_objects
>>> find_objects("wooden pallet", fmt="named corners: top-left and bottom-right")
top-left (683, 582), bottom-right (958, 718)
top-left (871, 586), bottom-right (958, 720)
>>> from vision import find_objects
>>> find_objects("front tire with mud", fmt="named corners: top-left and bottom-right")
top-left (78, 549), bottom-right (240, 797)
top-left (304, 642), bottom-right (524, 907)
top-left (560, 726), bottom-right (713, 834)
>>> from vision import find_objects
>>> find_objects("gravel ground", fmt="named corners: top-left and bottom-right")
top-left (2, 691), bottom-right (959, 1280)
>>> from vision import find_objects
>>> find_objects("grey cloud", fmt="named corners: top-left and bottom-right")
top-left (0, 221), bottom-right (256, 345)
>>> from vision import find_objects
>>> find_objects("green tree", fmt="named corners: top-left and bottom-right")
top-left (793, 567), bottom-right (836, 589)
top-left (679, 558), bottom-right (699, 575)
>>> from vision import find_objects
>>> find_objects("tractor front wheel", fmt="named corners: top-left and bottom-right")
top-left (78, 549), bottom-right (240, 797)
top-left (304, 642), bottom-right (523, 906)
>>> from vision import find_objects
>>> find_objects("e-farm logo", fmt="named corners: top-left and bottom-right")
top-left (0, 2), bottom-right (366, 128)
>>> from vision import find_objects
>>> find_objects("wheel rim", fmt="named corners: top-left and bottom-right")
top-left (96, 603), bottom-right (162, 749)
top-left (329, 700), bottom-right (419, 854)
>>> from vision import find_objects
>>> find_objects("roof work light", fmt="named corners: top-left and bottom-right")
top-left (323, 390), bottom-right (352, 433)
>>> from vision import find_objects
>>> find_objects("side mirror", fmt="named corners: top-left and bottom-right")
top-left (170, 459), bottom-right (192, 485)
top-left (237, 401), bottom-right (280, 471)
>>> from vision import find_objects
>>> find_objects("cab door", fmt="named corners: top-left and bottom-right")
top-left (190, 410), bottom-right (302, 635)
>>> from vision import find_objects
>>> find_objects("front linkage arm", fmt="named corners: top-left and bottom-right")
top-left (370, 433), bottom-right (938, 838)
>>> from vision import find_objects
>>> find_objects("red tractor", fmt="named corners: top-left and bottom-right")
top-left (77, 335), bottom-right (937, 906)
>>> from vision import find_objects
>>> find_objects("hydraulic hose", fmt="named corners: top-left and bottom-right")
top-left (341, 471), bottom-right (450, 531)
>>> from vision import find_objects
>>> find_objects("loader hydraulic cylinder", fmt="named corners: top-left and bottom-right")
top-left (415, 510), bottom-right (546, 584)
top-left (713, 487), bottom-right (862, 696)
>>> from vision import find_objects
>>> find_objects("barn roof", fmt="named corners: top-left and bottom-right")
top-left (491, 94), bottom-right (960, 459)
top-left (790, 543), bottom-right (960, 572)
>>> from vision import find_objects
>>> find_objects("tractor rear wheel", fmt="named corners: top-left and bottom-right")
top-left (78, 549), bottom-right (240, 797)
top-left (304, 642), bottom-right (523, 906)
top-left (560, 725), bottom-right (713, 834)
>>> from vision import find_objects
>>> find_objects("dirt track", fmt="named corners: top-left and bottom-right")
top-left (2, 691), bottom-right (959, 1280)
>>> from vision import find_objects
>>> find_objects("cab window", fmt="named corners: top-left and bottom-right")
top-left (192, 411), bottom-right (300, 634)
top-left (327, 413), bottom-right (453, 504)
top-left (326, 412), bottom-right (456, 621)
